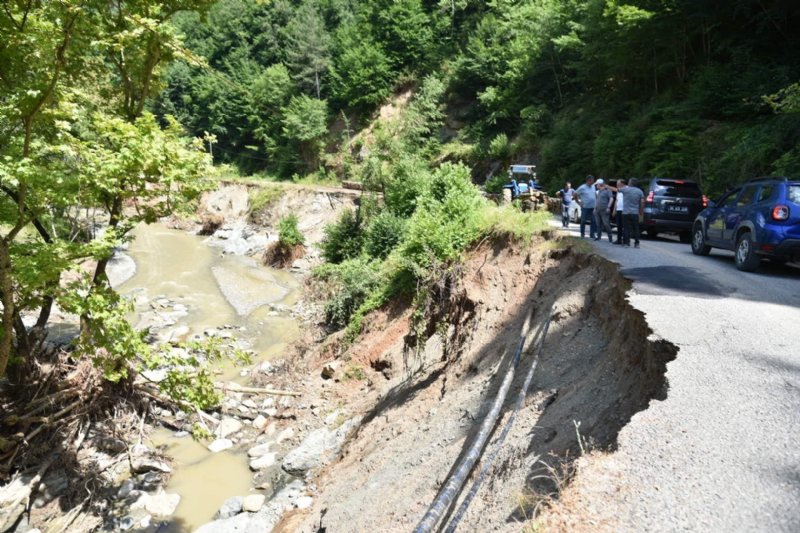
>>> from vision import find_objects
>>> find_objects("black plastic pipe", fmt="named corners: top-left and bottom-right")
top-left (443, 315), bottom-right (552, 532)
top-left (413, 335), bottom-right (526, 533)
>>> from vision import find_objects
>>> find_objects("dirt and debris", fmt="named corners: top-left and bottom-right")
top-left (277, 238), bottom-right (676, 532)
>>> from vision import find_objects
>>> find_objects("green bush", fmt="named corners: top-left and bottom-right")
top-left (399, 163), bottom-right (486, 270)
top-left (365, 210), bottom-right (407, 259)
top-left (316, 257), bottom-right (382, 330)
top-left (483, 174), bottom-right (507, 194)
top-left (278, 214), bottom-right (304, 246)
top-left (487, 133), bottom-right (511, 162)
top-left (320, 208), bottom-right (364, 263)
top-left (383, 157), bottom-right (430, 217)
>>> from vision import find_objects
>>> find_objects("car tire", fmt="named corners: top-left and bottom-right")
top-left (734, 232), bottom-right (761, 272)
top-left (678, 231), bottom-right (692, 244)
top-left (691, 224), bottom-right (711, 256)
top-left (646, 228), bottom-right (659, 239)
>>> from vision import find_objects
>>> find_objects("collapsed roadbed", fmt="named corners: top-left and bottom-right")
top-left (277, 237), bottom-right (677, 532)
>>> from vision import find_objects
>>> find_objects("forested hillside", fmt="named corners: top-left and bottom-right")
top-left (157, 0), bottom-right (800, 194)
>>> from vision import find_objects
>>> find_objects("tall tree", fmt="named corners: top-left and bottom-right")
top-left (0, 0), bottom-right (213, 379)
top-left (283, 1), bottom-right (332, 98)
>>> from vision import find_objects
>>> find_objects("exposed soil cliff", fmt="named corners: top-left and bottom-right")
top-left (272, 237), bottom-right (677, 532)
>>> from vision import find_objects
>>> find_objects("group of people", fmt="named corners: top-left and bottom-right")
top-left (558, 175), bottom-right (645, 248)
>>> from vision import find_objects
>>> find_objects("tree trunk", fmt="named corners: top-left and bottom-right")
top-left (0, 240), bottom-right (15, 377)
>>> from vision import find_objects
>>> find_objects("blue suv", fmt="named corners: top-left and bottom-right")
top-left (691, 177), bottom-right (800, 271)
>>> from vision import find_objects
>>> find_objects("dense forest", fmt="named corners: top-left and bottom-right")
top-left (156, 0), bottom-right (800, 194)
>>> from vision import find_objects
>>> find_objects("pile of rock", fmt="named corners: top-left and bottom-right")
top-left (195, 480), bottom-right (313, 533)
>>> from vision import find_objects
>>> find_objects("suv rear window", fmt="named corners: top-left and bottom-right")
top-left (788, 185), bottom-right (800, 204)
top-left (653, 180), bottom-right (702, 198)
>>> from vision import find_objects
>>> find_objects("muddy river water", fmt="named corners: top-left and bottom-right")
top-left (115, 223), bottom-right (302, 530)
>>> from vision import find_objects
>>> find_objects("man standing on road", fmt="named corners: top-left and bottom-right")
top-left (594, 179), bottom-right (613, 242)
top-left (573, 175), bottom-right (597, 239)
top-left (557, 181), bottom-right (575, 228)
top-left (613, 179), bottom-right (626, 244)
top-left (620, 178), bottom-right (645, 247)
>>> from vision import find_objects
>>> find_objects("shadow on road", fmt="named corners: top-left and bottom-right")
top-left (620, 265), bottom-right (734, 297)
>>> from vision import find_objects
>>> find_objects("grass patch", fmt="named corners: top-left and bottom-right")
top-left (476, 205), bottom-right (552, 244)
top-left (248, 184), bottom-right (283, 213)
top-left (342, 363), bottom-right (367, 381)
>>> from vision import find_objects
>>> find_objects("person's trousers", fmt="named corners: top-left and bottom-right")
top-left (615, 211), bottom-right (625, 242)
top-left (562, 203), bottom-right (570, 227)
top-left (622, 213), bottom-right (640, 245)
top-left (595, 208), bottom-right (612, 241)
top-left (580, 207), bottom-right (596, 238)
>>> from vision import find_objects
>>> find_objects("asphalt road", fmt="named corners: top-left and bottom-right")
top-left (559, 221), bottom-right (800, 532)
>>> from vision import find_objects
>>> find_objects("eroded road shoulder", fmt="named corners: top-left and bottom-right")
top-left (544, 227), bottom-right (800, 532)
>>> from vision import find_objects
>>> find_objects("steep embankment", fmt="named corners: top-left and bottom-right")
top-left (270, 237), bottom-right (676, 532)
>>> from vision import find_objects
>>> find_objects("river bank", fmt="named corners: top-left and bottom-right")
top-left (0, 182), bottom-right (357, 533)
top-left (110, 183), bottom-right (359, 531)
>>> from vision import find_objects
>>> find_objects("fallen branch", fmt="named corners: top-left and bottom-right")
top-left (4, 388), bottom-right (80, 425)
top-left (215, 383), bottom-right (301, 397)
top-left (23, 397), bottom-right (85, 444)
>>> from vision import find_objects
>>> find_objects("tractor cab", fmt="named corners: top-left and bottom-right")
top-left (503, 165), bottom-right (541, 199)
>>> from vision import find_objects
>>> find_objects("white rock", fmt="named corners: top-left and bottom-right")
top-left (281, 418), bottom-right (360, 477)
top-left (294, 496), bottom-right (313, 510)
top-left (216, 417), bottom-right (243, 438)
top-left (249, 453), bottom-right (277, 471)
top-left (242, 399), bottom-right (258, 409)
top-left (242, 494), bottom-right (266, 513)
top-left (252, 415), bottom-right (268, 430)
top-left (215, 496), bottom-right (243, 519)
top-left (117, 479), bottom-right (135, 499)
top-left (247, 443), bottom-right (272, 458)
top-left (129, 445), bottom-right (171, 474)
top-left (141, 369), bottom-right (168, 383)
top-left (276, 428), bottom-right (295, 444)
top-left (208, 439), bottom-right (233, 453)
top-left (144, 491), bottom-right (181, 516)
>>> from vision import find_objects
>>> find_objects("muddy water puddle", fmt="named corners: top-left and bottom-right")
top-left (118, 223), bottom-right (300, 358)
top-left (148, 429), bottom-right (254, 531)
top-left (115, 223), bottom-right (301, 530)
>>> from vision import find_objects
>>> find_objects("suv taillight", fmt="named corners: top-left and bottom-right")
top-left (702, 195), bottom-right (709, 208)
top-left (646, 191), bottom-right (654, 203)
top-left (772, 205), bottom-right (789, 221)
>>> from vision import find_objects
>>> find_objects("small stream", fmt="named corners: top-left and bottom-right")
top-left (114, 223), bottom-right (302, 530)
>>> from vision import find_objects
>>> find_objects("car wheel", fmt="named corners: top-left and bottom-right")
top-left (646, 228), bottom-right (659, 239)
top-left (678, 231), bottom-right (692, 244)
top-left (691, 224), bottom-right (711, 256)
top-left (734, 232), bottom-right (761, 271)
